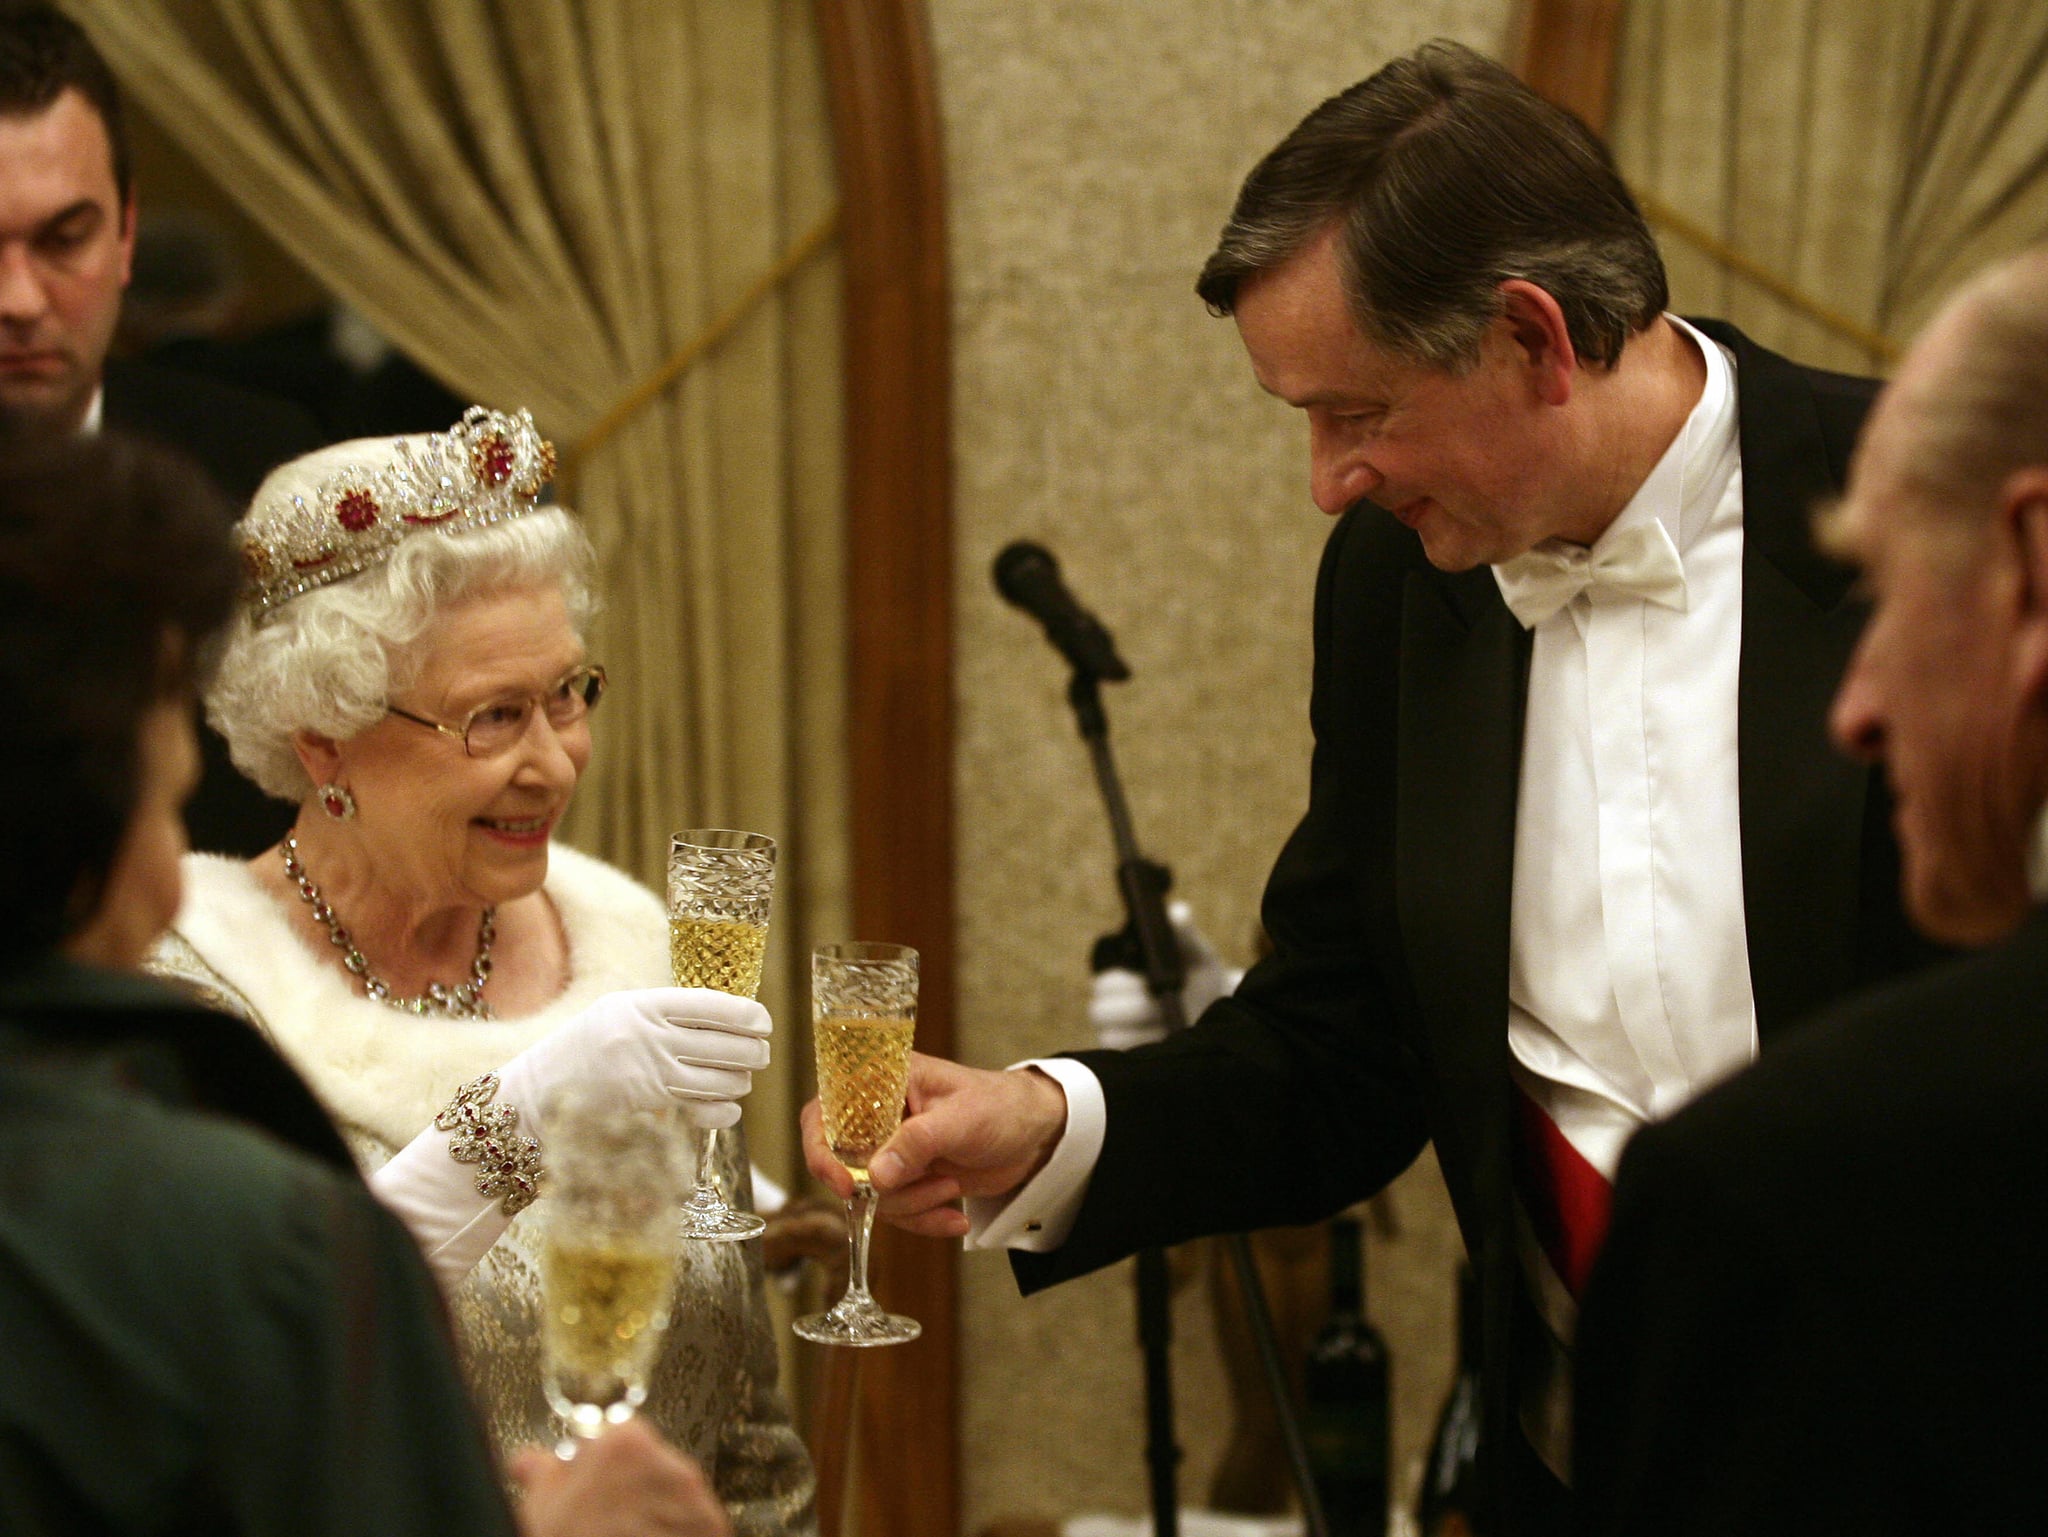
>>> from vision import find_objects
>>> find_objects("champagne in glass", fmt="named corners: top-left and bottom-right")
top-left (795, 942), bottom-right (921, 1347)
top-left (668, 916), bottom-right (769, 999)
top-left (540, 1090), bottom-right (688, 1451)
top-left (667, 829), bottom-right (775, 1242)
top-left (814, 1010), bottom-right (916, 1173)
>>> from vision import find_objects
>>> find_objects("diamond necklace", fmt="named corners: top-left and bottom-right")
top-left (282, 836), bottom-right (496, 1018)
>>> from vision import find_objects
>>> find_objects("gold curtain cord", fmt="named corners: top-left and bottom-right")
top-left (560, 204), bottom-right (841, 490)
top-left (1633, 189), bottom-right (1901, 367)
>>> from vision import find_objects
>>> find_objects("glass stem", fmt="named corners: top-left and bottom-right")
top-left (685, 1124), bottom-right (724, 1210)
top-left (843, 1175), bottom-right (880, 1308)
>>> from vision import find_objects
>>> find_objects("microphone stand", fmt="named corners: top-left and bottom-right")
top-left (1062, 668), bottom-right (1330, 1537)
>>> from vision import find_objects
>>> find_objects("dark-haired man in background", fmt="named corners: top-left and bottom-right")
top-left (803, 40), bottom-right (1939, 1534)
top-left (1573, 244), bottom-right (2048, 1536)
top-left (0, 1), bottom-right (313, 855)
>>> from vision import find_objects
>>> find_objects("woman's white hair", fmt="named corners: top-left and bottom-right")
top-left (208, 508), bottom-right (596, 802)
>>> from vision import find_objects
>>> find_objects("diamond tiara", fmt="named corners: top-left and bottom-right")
top-left (239, 406), bottom-right (558, 617)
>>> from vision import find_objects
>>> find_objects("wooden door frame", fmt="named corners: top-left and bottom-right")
top-left (818, 3), bottom-right (959, 1535)
top-left (1511, 0), bottom-right (1626, 133)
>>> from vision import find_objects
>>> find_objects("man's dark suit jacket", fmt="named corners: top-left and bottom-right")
top-left (1013, 322), bottom-right (1942, 1516)
top-left (1574, 907), bottom-right (2048, 1535)
top-left (103, 357), bottom-right (322, 858)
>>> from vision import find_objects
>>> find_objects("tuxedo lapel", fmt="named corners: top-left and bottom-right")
top-left (1396, 566), bottom-right (1528, 1137)
top-left (1708, 324), bottom-right (1878, 1041)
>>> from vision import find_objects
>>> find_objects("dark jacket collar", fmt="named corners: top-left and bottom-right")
top-left (0, 955), bottom-right (206, 1019)
top-left (1687, 317), bottom-right (1870, 613)
top-left (0, 957), bottom-right (360, 1175)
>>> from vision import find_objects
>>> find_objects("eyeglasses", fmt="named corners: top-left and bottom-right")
top-left (387, 664), bottom-right (608, 758)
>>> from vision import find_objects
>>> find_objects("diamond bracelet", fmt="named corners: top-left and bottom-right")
top-left (434, 1072), bottom-right (544, 1215)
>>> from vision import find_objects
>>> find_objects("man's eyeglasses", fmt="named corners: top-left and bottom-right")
top-left (387, 664), bottom-right (608, 758)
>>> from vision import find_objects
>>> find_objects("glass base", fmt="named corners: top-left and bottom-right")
top-left (552, 1399), bottom-right (639, 1459)
top-left (793, 1301), bottom-right (921, 1348)
top-left (679, 1205), bottom-right (766, 1242)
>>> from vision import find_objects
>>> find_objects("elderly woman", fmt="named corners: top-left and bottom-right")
top-left (0, 431), bottom-right (730, 1536)
top-left (148, 409), bottom-right (813, 1535)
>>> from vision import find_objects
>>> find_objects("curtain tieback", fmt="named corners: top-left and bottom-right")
top-left (561, 205), bottom-right (841, 494)
top-left (1633, 188), bottom-right (1898, 365)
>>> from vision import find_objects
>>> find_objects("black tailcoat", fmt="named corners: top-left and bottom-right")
top-left (1574, 908), bottom-right (2048, 1534)
top-left (1013, 322), bottom-right (1942, 1517)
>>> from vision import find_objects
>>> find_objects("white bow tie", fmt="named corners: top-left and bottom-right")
top-left (1493, 521), bottom-right (1690, 629)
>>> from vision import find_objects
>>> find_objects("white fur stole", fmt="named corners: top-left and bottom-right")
top-left (166, 844), bottom-right (667, 1151)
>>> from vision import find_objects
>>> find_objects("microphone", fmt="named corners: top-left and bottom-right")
top-left (993, 541), bottom-right (1130, 681)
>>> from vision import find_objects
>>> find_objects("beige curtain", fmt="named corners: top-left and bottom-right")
top-left (1609, 0), bottom-right (2048, 371)
top-left (65, 0), bottom-right (849, 1188)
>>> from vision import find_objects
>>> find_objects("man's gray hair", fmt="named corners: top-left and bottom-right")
top-left (207, 509), bottom-right (596, 801)
top-left (1905, 247), bottom-right (2048, 524)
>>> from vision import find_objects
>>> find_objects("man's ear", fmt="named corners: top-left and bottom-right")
top-left (1496, 280), bottom-right (1576, 406)
top-left (292, 729), bottom-right (343, 791)
top-left (2004, 467), bottom-right (2048, 707)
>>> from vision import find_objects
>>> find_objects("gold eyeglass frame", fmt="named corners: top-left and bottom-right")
top-left (386, 663), bottom-right (608, 757)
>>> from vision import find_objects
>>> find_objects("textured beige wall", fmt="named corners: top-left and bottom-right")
top-left (933, 3), bottom-right (1510, 1530)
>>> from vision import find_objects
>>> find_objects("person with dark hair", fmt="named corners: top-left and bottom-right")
top-left (0, 432), bottom-right (735, 1536)
top-left (0, 0), bottom-right (134, 447)
top-left (0, 433), bottom-right (234, 964)
top-left (1194, 41), bottom-right (1667, 374)
top-left (0, 1), bottom-right (317, 858)
top-left (802, 40), bottom-right (1939, 1535)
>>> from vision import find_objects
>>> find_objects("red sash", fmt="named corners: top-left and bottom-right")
top-left (1513, 1084), bottom-right (1614, 1298)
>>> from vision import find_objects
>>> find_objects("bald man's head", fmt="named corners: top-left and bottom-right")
top-left (1825, 245), bottom-right (2048, 947)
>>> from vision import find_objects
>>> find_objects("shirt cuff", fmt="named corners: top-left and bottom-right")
top-left (963, 1057), bottom-right (1106, 1253)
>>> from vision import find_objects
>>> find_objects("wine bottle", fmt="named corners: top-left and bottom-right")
top-left (1302, 1215), bottom-right (1390, 1536)
top-left (1414, 1263), bottom-right (1485, 1537)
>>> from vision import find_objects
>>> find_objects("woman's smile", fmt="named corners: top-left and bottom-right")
top-left (473, 810), bottom-right (558, 846)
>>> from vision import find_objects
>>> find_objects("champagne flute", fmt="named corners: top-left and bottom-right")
top-left (795, 941), bottom-right (921, 1347)
top-left (540, 1089), bottom-right (689, 1452)
top-left (667, 829), bottom-right (775, 1241)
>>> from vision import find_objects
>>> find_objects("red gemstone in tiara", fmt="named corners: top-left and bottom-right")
top-left (474, 432), bottom-right (517, 487)
top-left (335, 488), bottom-right (381, 531)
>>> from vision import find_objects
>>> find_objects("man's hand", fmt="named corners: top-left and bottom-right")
top-left (510, 1417), bottom-right (731, 1537)
top-left (800, 1053), bottom-right (1069, 1239)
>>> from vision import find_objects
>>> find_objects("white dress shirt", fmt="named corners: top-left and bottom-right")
top-left (969, 317), bottom-right (1751, 1251)
top-left (1503, 316), bottom-right (1752, 1183)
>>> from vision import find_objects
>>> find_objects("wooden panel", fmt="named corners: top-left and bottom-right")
top-left (817, 4), bottom-right (959, 1536)
top-left (1511, 0), bottom-right (1627, 135)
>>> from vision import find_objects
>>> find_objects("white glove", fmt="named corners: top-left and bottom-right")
top-left (495, 986), bottom-right (771, 1136)
top-left (1088, 901), bottom-right (1243, 1050)
top-left (371, 987), bottom-right (771, 1289)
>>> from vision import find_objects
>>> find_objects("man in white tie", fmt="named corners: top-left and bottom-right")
top-left (803, 40), bottom-right (1938, 1534)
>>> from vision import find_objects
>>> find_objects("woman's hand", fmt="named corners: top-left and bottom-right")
top-left (499, 987), bottom-right (772, 1133)
top-left (371, 989), bottom-right (771, 1288)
